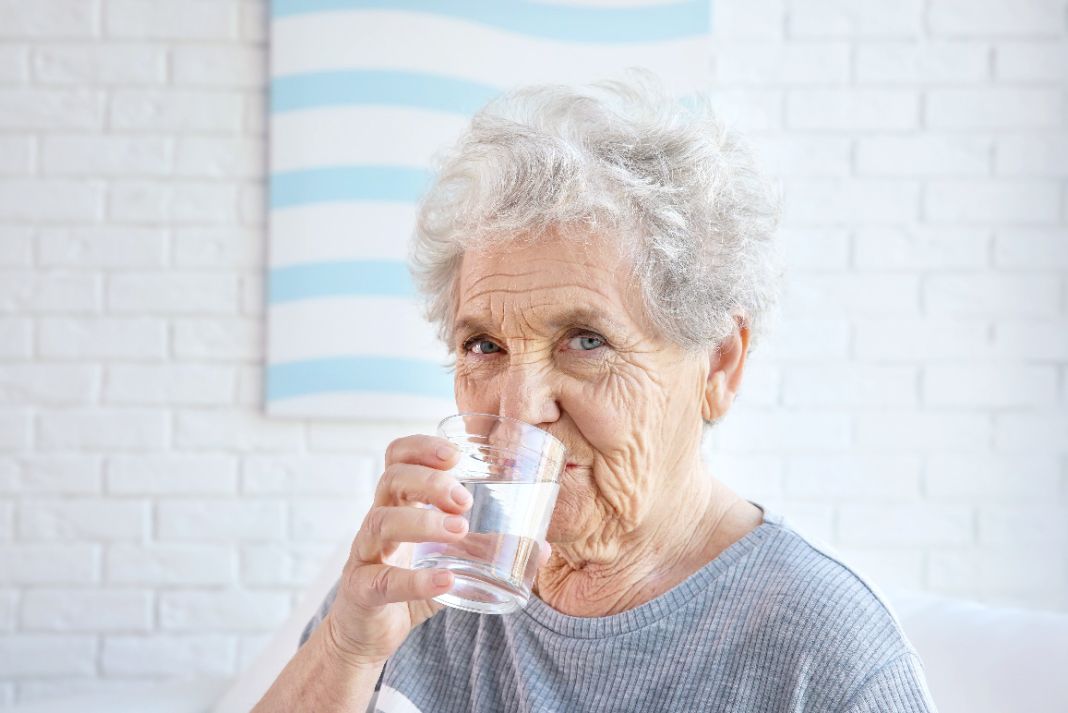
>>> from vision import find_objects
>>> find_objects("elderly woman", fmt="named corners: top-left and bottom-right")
top-left (255, 72), bottom-right (937, 712)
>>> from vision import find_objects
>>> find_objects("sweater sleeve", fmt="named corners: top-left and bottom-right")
top-left (839, 653), bottom-right (940, 713)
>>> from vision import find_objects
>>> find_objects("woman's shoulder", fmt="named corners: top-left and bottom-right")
top-left (722, 506), bottom-right (938, 710)
top-left (740, 507), bottom-right (919, 661)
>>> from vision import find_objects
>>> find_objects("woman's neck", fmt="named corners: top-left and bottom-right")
top-left (533, 477), bottom-right (756, 617)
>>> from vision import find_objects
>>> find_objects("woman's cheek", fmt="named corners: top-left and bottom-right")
top-left (572, 397), bottom-right (634, 476)
top-left (454, 367), bottom-right (496, 414)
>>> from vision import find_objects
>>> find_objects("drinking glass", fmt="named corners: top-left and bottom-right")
top-left (410, 413), bottom-right (567, 614)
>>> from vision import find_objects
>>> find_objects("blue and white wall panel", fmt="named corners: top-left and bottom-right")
top-left (267, 0), bottom-right (713, 420)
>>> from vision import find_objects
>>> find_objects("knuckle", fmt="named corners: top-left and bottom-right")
top-left (368, 567), bottom-right (392, 601)
top-left (392, 467), bottom-right (418, 501)
top-left (344, 565), bottom-right (373, 608)
top-left (378, 463), bottom-right (397, 489)
top-left (384, 438), bottom-right (403, 465)
top-left (348, 532), bottom-right (366, 563)
top-left (420, 507), bottom-right (440, 533)
top-left (372, 469), bottom-right (390, 503)
top-left (424, 467), bottom-right (444, 494)
top-left (365, 507), bottom-right (387, 538)
top-left (343, 544), bottom-right (361, 574)
top-left (342, 567), bottom-right (360, 598)
top-left (397, 465), bottom-right (435, 504)
top-left (437, 473), bottom-right (458, 502)
top-left (411, 466), bottom-right (436, 501)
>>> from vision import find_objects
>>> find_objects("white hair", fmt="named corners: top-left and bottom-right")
top-left (408, 68), bottom-right (784, 357)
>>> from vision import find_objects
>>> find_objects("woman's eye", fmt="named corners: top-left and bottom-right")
top-left (468, 339), bottom-right (501, 355)
top-left (567, 334), bottom-right (604, 351)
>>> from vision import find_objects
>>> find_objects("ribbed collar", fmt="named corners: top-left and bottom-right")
top-left (515, 501), bottom-right (783, 639)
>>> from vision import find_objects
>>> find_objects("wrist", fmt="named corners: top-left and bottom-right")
top-left (319, 613), bottom-right (388, 674)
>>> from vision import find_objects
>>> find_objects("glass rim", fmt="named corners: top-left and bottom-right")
top-left (436, 411), bottom-right (568, 456)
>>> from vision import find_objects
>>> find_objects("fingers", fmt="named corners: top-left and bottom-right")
top-left (347, 563), bottom-right (454, 608)
top-left (367, 505), bottom-right (468, 549)
top-left (353, 505), bottom-right (468, 564)
top-left (384, 434), bottom-right (459, 470)
top-left (374, 462), bottom-right (472, 514)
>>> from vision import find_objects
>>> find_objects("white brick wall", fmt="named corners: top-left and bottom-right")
top-left (0, 0), bottom-right (1064, 704)
top-left (709, 0), bottom-right (1067, 619)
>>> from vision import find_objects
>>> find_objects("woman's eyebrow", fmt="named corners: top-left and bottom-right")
top-left (547, 308), bottom-right (625, 335)
top-left (453, 316), bottom-right (492, 337)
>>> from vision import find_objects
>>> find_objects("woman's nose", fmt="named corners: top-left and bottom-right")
top-left (498, 364), bottom-right (561, 427)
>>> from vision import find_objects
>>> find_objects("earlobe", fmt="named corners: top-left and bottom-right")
top-left (701, 370), bottom-right (725, 422)
top-left (702, 316), bottom-right (749, 424)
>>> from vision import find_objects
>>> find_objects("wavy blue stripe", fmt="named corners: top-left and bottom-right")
top-left (267, 356), bottom-right (454, 400)
top-left (271, 166), bottom-right (430, 208)
top-left (269, 260), bottom-right (413, 303)
top-left (271, 0), bottom-right (710, 42)
top-left (272, 70), bottom-right (500, 114)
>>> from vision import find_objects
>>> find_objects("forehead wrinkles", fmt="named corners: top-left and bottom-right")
top-left (460, 278), bottom-right (629, 335)
top-left (453, 246), bottom-right (656, 346)
top-left (458, 253), bottom-right (613, 296)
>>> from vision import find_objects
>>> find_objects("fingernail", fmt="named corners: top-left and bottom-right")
top-left (451, 484), bottom-right (472, 508)
top-left (443, 515), bottom-right (467, 533)
top-left (437, 444), bottom-right (457, 461)
top-left (432, 570), bottom-right (451, 587)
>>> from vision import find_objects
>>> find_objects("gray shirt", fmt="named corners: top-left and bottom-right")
top-left (301, 502), bottom-right (938, 712)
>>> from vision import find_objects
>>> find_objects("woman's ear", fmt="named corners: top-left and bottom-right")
top-left (701, 315), bottom-right (750, 424)
top-left (700, 370), bottom-right (727, 423)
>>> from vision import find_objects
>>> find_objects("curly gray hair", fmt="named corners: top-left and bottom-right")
top-left (408, 68), bottom-right (784, 357)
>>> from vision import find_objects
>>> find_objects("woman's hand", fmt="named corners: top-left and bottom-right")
top-left (321, 434), bottom-right (471, 669)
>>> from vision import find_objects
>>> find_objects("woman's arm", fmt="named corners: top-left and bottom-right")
top-left (251, 434), bottom-right (468, 711)
top-left (252, 611), bottom-right (383, 713)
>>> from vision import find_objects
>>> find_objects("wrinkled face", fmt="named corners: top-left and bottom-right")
top-left (451, 232), bottom-right (710, 556)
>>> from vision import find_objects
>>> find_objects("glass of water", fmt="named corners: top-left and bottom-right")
top-left (411, 412), bottom-right (567, 615)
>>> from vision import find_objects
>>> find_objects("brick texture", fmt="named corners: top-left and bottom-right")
top-left (0, 0), bottom-right (1065, 703)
